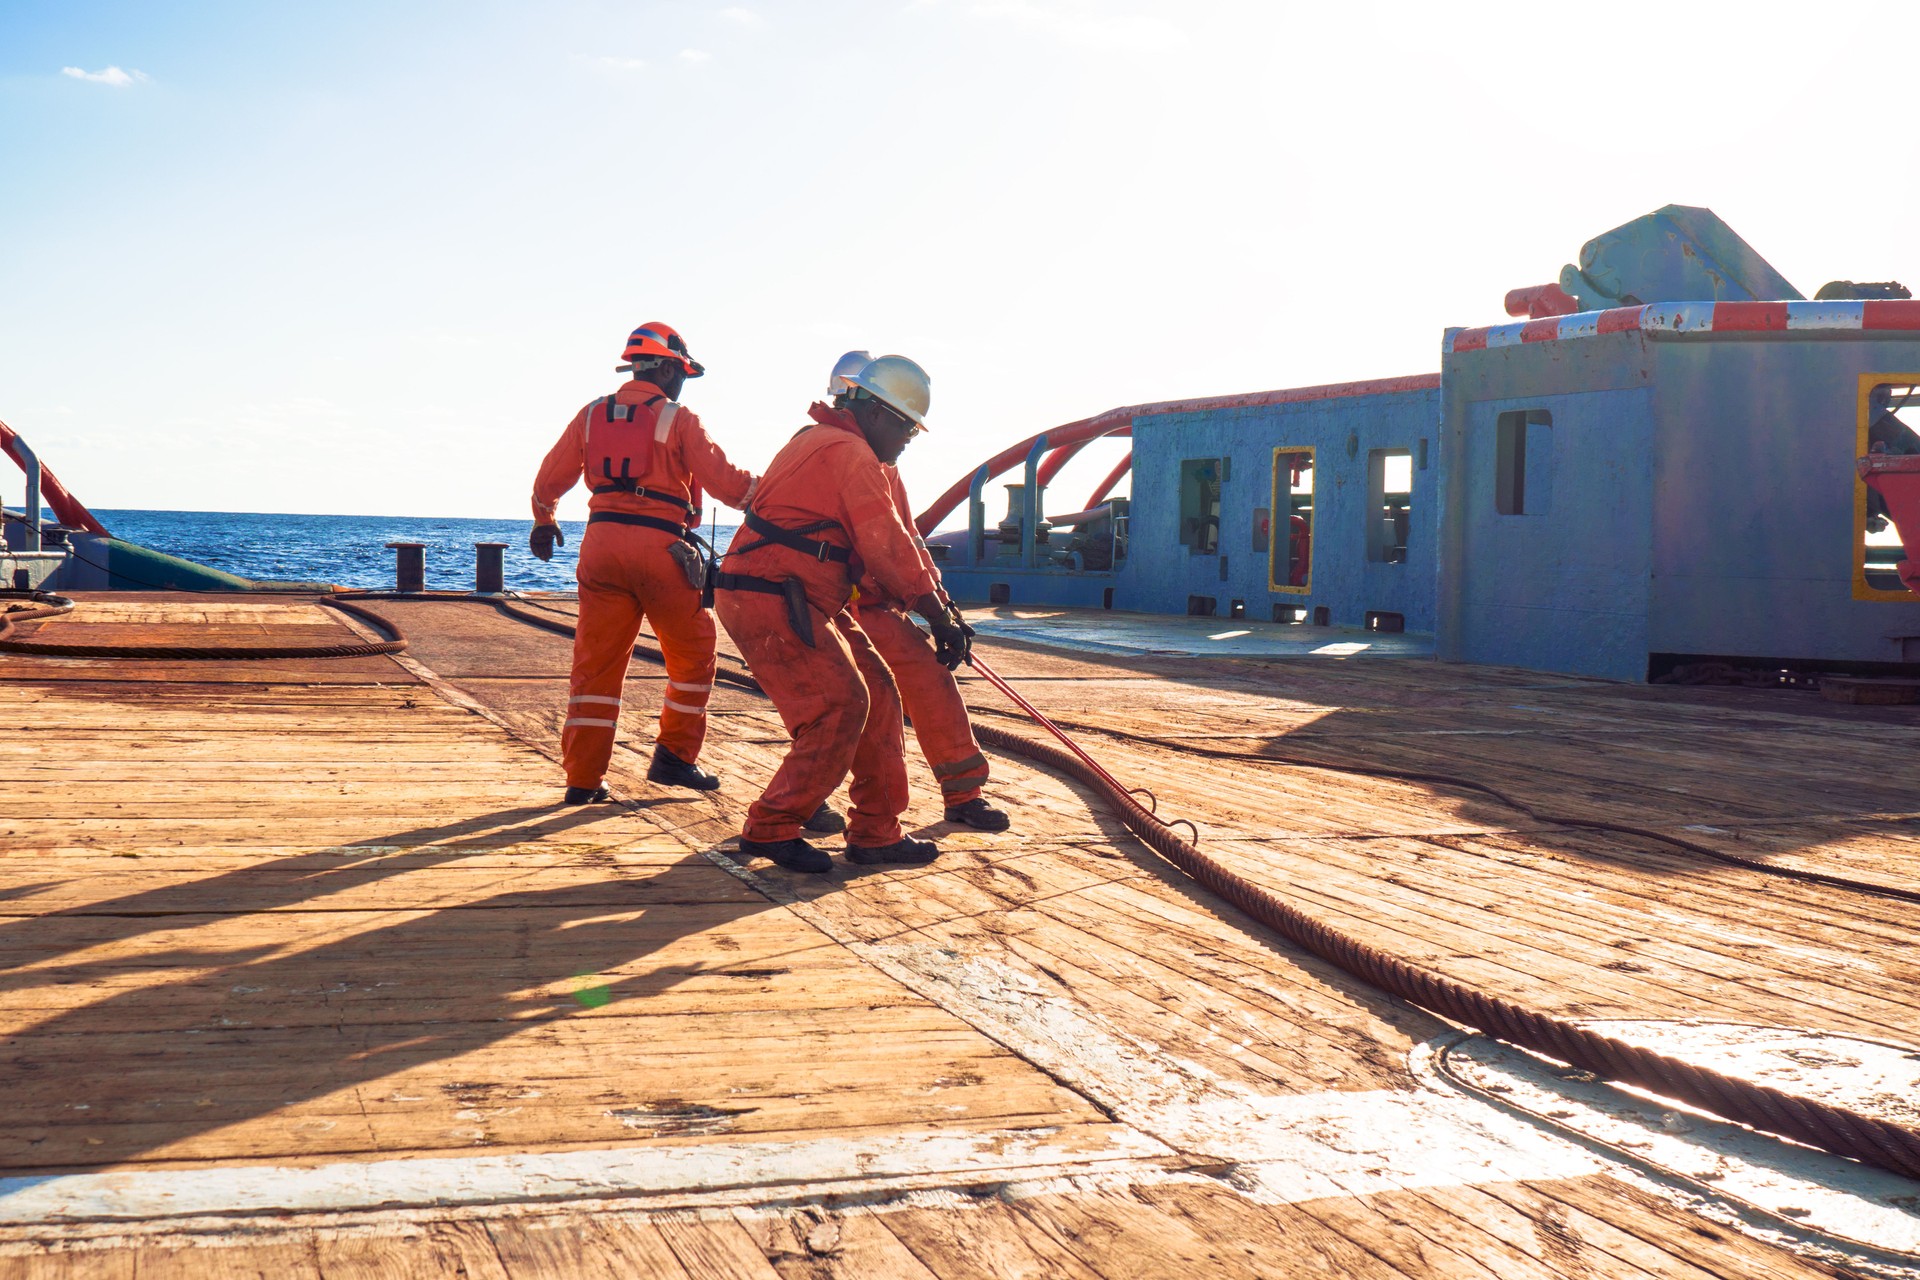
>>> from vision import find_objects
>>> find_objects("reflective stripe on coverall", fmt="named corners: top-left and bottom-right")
top-left (855, 464), bottom-right (989, 806)
top-left (715, 402), bottom-right (939, 845)
top-left (532, 379), bottom-right (756, 788)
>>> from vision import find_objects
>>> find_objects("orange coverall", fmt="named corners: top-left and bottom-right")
top-left (532, 379), bottom-right (756, 790)
top-left (855, 466), bottom-right (989, 808)
top-left (715, 403), bottom-right (939, 847)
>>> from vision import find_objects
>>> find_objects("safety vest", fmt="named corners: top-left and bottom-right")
top-left (586, 394), bottom-right (680, 499)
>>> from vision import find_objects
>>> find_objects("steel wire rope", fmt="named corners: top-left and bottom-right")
top-left (453, 592), bottom-right (1920, 1183)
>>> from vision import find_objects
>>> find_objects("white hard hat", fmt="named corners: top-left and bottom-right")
top-left (844, 354), bottom-right (931, 428)
top-left (827, 350), bottom-right (872, 398)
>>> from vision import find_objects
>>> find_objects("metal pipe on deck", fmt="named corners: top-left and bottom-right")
top-left (14, 435), bottom-right (41, 552)
top-left (965, 465), bottom-right (990, 567)
top-left (1021, 436), bottom-right (1048, 569)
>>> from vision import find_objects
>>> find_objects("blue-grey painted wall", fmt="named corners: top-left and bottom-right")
top-left (1437, 334), bottom-right (1659, 680)
top-left (1647, 337), bottom-right (1920, 666)
top-left (1440, 331), bottom-right (1920, 677)
top-left (1123, 388), bottom-right (1442, 627)
top-left (938, 325), bottom-right (1920, 681)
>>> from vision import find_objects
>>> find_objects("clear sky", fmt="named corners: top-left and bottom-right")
top-left (4, 1), bottom-right (1917, 526)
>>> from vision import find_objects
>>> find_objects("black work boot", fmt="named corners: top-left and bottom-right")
top-left (648, 744), bottom-right (720, 791)
top-left (845, 836), bottom-right (941, 866)
top-left (563, 785), bottom-right (612, 804)
top-left (944, 797), bottom-right (1011, 831)
top-left (737, 837), bottom-right (832, 874)
top-left (803, 803), bottom-right (847, 834)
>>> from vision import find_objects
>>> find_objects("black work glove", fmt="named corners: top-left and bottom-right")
top-left (530, 523), bottom-right (564, 562)
top-left (929, 614), bottom-right (969, 670)
top-left (911, 592), bottom-right (970, 671)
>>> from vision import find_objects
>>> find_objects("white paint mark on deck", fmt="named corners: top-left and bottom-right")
top-left (872, 943), bottom-right (1602, 1200)
top-left (0, 1128), bottom-right (1170, 1224)
top-left (1440, 1035), bottom-right (1920, 1277)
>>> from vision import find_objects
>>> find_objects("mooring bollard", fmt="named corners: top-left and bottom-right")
top-left (385, 542), bottom-right (426, 593)
top-left (474, 542), bottom-right (507, 594)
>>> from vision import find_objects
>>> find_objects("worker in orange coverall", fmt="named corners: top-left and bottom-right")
top-left (529, 322), bottom-right (758, 804)
top-left (713, 355), bottom-right (971, 874)
top-left (815, 352), bottom-right (1009, 833)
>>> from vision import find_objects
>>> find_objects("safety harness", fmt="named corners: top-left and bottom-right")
top-left (585, 394), bottom-right (697, 514)
top-left (712, 512), bottom-right (855, 648)
top-left (579, 391), bottom-right (716, 598)
top-left (729, 511), bottom-right (850, 563)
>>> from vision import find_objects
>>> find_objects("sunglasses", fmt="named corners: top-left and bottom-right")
top-left (872, 398), bottom-right (925, 436)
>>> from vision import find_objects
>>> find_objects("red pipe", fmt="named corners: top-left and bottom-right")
top-left (1084, 451), bottom-right (1133, 509)
top-left (1035, 426), bottom-right (1133, 489)
top-left (915, 373), bottom-right (1439, 534)
top-left (915, 418), bottom-right (1135, 536)
top-left (1034, 439), bottom-right (1088, 489)
top-left (0, 417), bottom-right (109, 536)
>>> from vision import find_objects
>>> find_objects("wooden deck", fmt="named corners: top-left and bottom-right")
top-left (2, 594), bottom-right (1915, 1277)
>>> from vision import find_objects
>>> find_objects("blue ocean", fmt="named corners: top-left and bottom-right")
top-left (93, 509), bottom-right (740, 593)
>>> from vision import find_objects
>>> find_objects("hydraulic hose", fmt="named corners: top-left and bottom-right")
top-left (453, 593), bottom-right (1920, 1184)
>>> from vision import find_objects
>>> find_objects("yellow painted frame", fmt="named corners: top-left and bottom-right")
top-left (1269, 445), bottom-right (1314, 595)
top-left (1853, 372), bottom-right (1920, 602)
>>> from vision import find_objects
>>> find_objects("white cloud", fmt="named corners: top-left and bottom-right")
top-left (61, 65), bottom-right (149, 87)
top-left (677, 49), bottom-right (712, 63)
top-left (595, 56), bottom-right (647, 71)
top-left (721, 7), bottom-right (763, 27)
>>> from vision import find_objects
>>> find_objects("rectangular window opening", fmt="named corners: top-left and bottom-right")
top-left (1495, 410), bottom-right (1553, 516)
top-left (1367, 449), bottom-right (1413, 563)
top-left (1186, 594), bottom-right (1217, 617)
top-left (1268, 447), bottom-right (1315, 594)
top-left (989, 582), bottom-right (1010, 605)
top-left (1859, 378), bottom-right (1920, 599)
top-left (1178, 458), bottom-right (1224, 555)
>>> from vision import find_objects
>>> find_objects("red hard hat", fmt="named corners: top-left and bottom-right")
top-left (619, 322), bottom-right (704, 377)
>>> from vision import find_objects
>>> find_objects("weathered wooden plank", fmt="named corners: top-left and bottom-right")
top-left (313, 1220), bottom-right (509, 1279)
top-left (1134, 1182), bottom-right (1420, 1279)
top-left (653, 1216), bottom-right (786, 1280)
top-left (1009, 1187), bottom-right (1300, 1280)
top-left (3, 1251), bottom-right (137, 1280)
top-left (106, 1238), bottom-right (324, 1279)
top-left (485, 1215), bottom-right (694, 1279)
top-left (737, 1209), bottom-right (942, 1280)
